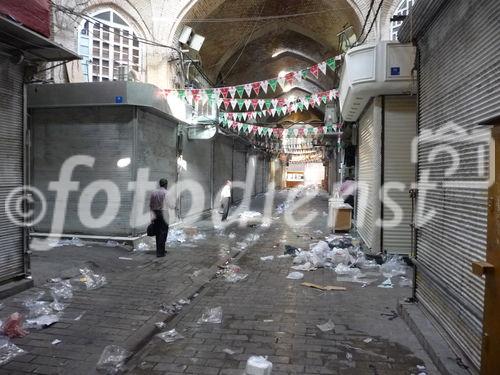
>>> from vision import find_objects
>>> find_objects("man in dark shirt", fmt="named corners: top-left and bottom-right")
top-left (149, 178), bottom-right (175, 257)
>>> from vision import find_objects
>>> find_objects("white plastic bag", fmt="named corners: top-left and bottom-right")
top-left (156, 329), bottom-right (184, 343)
top-left (286, 272), bottom-right (304, 280)
top-left (197, 306), bottom-right (223, 324)
top-left (96, 345), bottom-right (130, 374)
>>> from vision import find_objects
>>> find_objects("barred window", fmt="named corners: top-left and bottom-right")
top-left (390, 0), bottom-right (416, 41)
top-left (78, 9), bottom-right (142, 82)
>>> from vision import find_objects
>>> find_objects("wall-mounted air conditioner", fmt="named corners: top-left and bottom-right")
top-left (339, 41), bottom-right (416, 122)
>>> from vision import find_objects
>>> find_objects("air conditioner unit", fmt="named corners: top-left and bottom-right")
top-left (339, 41), bottom-right (416, 122)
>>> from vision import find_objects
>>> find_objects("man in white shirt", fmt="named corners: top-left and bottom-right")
top-left (220, 180), bottom-right (232, 221)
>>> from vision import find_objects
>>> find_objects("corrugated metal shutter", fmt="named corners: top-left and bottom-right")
top-left (32, 107), bottom-right (135, 235)
top-left (0, 59), bottom-right (25, 283)
top-left (255, 155), bottom-right (264, 195)
top-left (180, 137), bottom-right (213, 217)
top-left (382, 96), bottom-right (416, 254)
top-left (213, 135), bottom-right (233, 203)
top-left (232, 143), bottom-right (247, 202)
top-left (414, 0), bottom-right (500, 369)
top-left (356, 99), bottom-right (381, 253)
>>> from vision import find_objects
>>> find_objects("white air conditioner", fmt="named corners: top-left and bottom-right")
top-left (339, 41), bottom-right (416, 122)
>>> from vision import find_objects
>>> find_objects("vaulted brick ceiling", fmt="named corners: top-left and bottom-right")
top-left (182, 0), bottom-right (360, 86)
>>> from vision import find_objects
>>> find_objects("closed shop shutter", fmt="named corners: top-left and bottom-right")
top-left (181, 137), bottom-right (213, 217)
top-left (382, 96), bottom-right (416, 254)
top-left (356, 99), bottom-right (382, 253)
top-left (255, 155), bottom-right (264, 195)
top-left (0, 59), bottom-right (25, 283)
top-left (414, 0), bottom-right (500, 369)
top-left (232, 143), bottom-right (247, 202)
top-left (213, 135), bottom-right (233, 203)
top-left (32, 107), bottom-right (136, 235)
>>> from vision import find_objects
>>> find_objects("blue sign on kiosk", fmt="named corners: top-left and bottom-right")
top-left (391, 67), bottom-right (401, 76)
top-left (115, 96), bottom-right (123, 103)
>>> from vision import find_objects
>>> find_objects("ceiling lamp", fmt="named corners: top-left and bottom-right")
top-left (178, 26), bottom-right (205, 52)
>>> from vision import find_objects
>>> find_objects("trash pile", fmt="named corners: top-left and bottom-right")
top-left (0, 266), bottom-right (108, 367)
top-left (282, 233), bottom-right (411, 288)
top-left (48, 237), bottom-right (85, 248)
top-left (134, 226), bottom-right (208, 251)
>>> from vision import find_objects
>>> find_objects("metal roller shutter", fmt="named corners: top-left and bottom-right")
top-left (414, 0), bottom-right (500, 369)
top-left (255, 155), bottom-right (264, 195)
top-left (0, 59), bottom-right (25, 283)
top-left (357, 99), bottom-right (382, 253)
top-left (32, 107), bottom-right (135, 235)
top-left (180, 136), bottom-right (213, 217)
top-left (232, 143), bottom-right (247, 202)
top-left (382, 96), bottom-right (416, 254)
top-left (213, 135), bottom-right (233, 203)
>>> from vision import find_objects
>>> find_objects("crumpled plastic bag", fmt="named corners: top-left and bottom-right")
top-left (79, 267), bottom-right (107, 290)
top-left (291, 262), bottom-right (317, 271)
top-left (222, 265), bottom-right (248, 283)
top-left (25, 300), bottom-right (53, 319)
top-left (380, 256), bottom-right (407, 278)
top-left (96, 345), bottom-right (130, 374)
top-left (378, 277), bottom-right (394, 288)
top-left (167, 228), bottom-right (186, 243)
top-left (1, 313), bottom-right (28, 338)
top-left (134, 242), bottom-right (150, 252)
top-left (0, 337), bottom-right (26, 365)
top-left (330, 248), bottom-right (354, 266)
top-left (334, 264), bottom-right (361, 277)
top-left (286, 272), bottom-right (304, 280)
top-left (260, 256), bottom-right (274, 261)
top-left (156, 329), bottom-right (184, 343)
top-left (50, 280), bottom-right (73, 300)
top-left (316, 319), bottom-right (335, 332)
top-left (25, 314), bottom-right (60, 329)
top-left (197, 306), bottom-right (223, 324)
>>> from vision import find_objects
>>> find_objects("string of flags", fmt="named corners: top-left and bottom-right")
top-left (219, 118), bottom-right (342, 139)
top-left (218, 89), bottom-right (338, 112)
top-left (161, 56), bottom-right (340, 103)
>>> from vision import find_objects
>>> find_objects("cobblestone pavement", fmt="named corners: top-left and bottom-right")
top-left (127, 194), bottom-right (440, 375)
top-left (0, 194), bottom-right (276, 375)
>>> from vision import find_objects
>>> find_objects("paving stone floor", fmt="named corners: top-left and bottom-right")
top-left (0, 190), bottom-right (439, 374)
top-left (126, 193), bottom-right (439, 375)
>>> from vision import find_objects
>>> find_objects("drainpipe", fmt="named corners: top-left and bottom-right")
top-left (380, 96), bottom-right (385, 255)
top-left (411, 47), bottom-right (421, 302)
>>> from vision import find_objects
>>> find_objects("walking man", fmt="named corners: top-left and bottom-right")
top-left (220, 180), bottom-right (232, 221)
top-left (149, 178), bottom-right (175, 257)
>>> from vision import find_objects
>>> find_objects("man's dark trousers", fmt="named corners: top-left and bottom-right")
top-left (153, 210), bottom-right (168, 257)
top-left (221, 197), bottom-right (230, 221)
